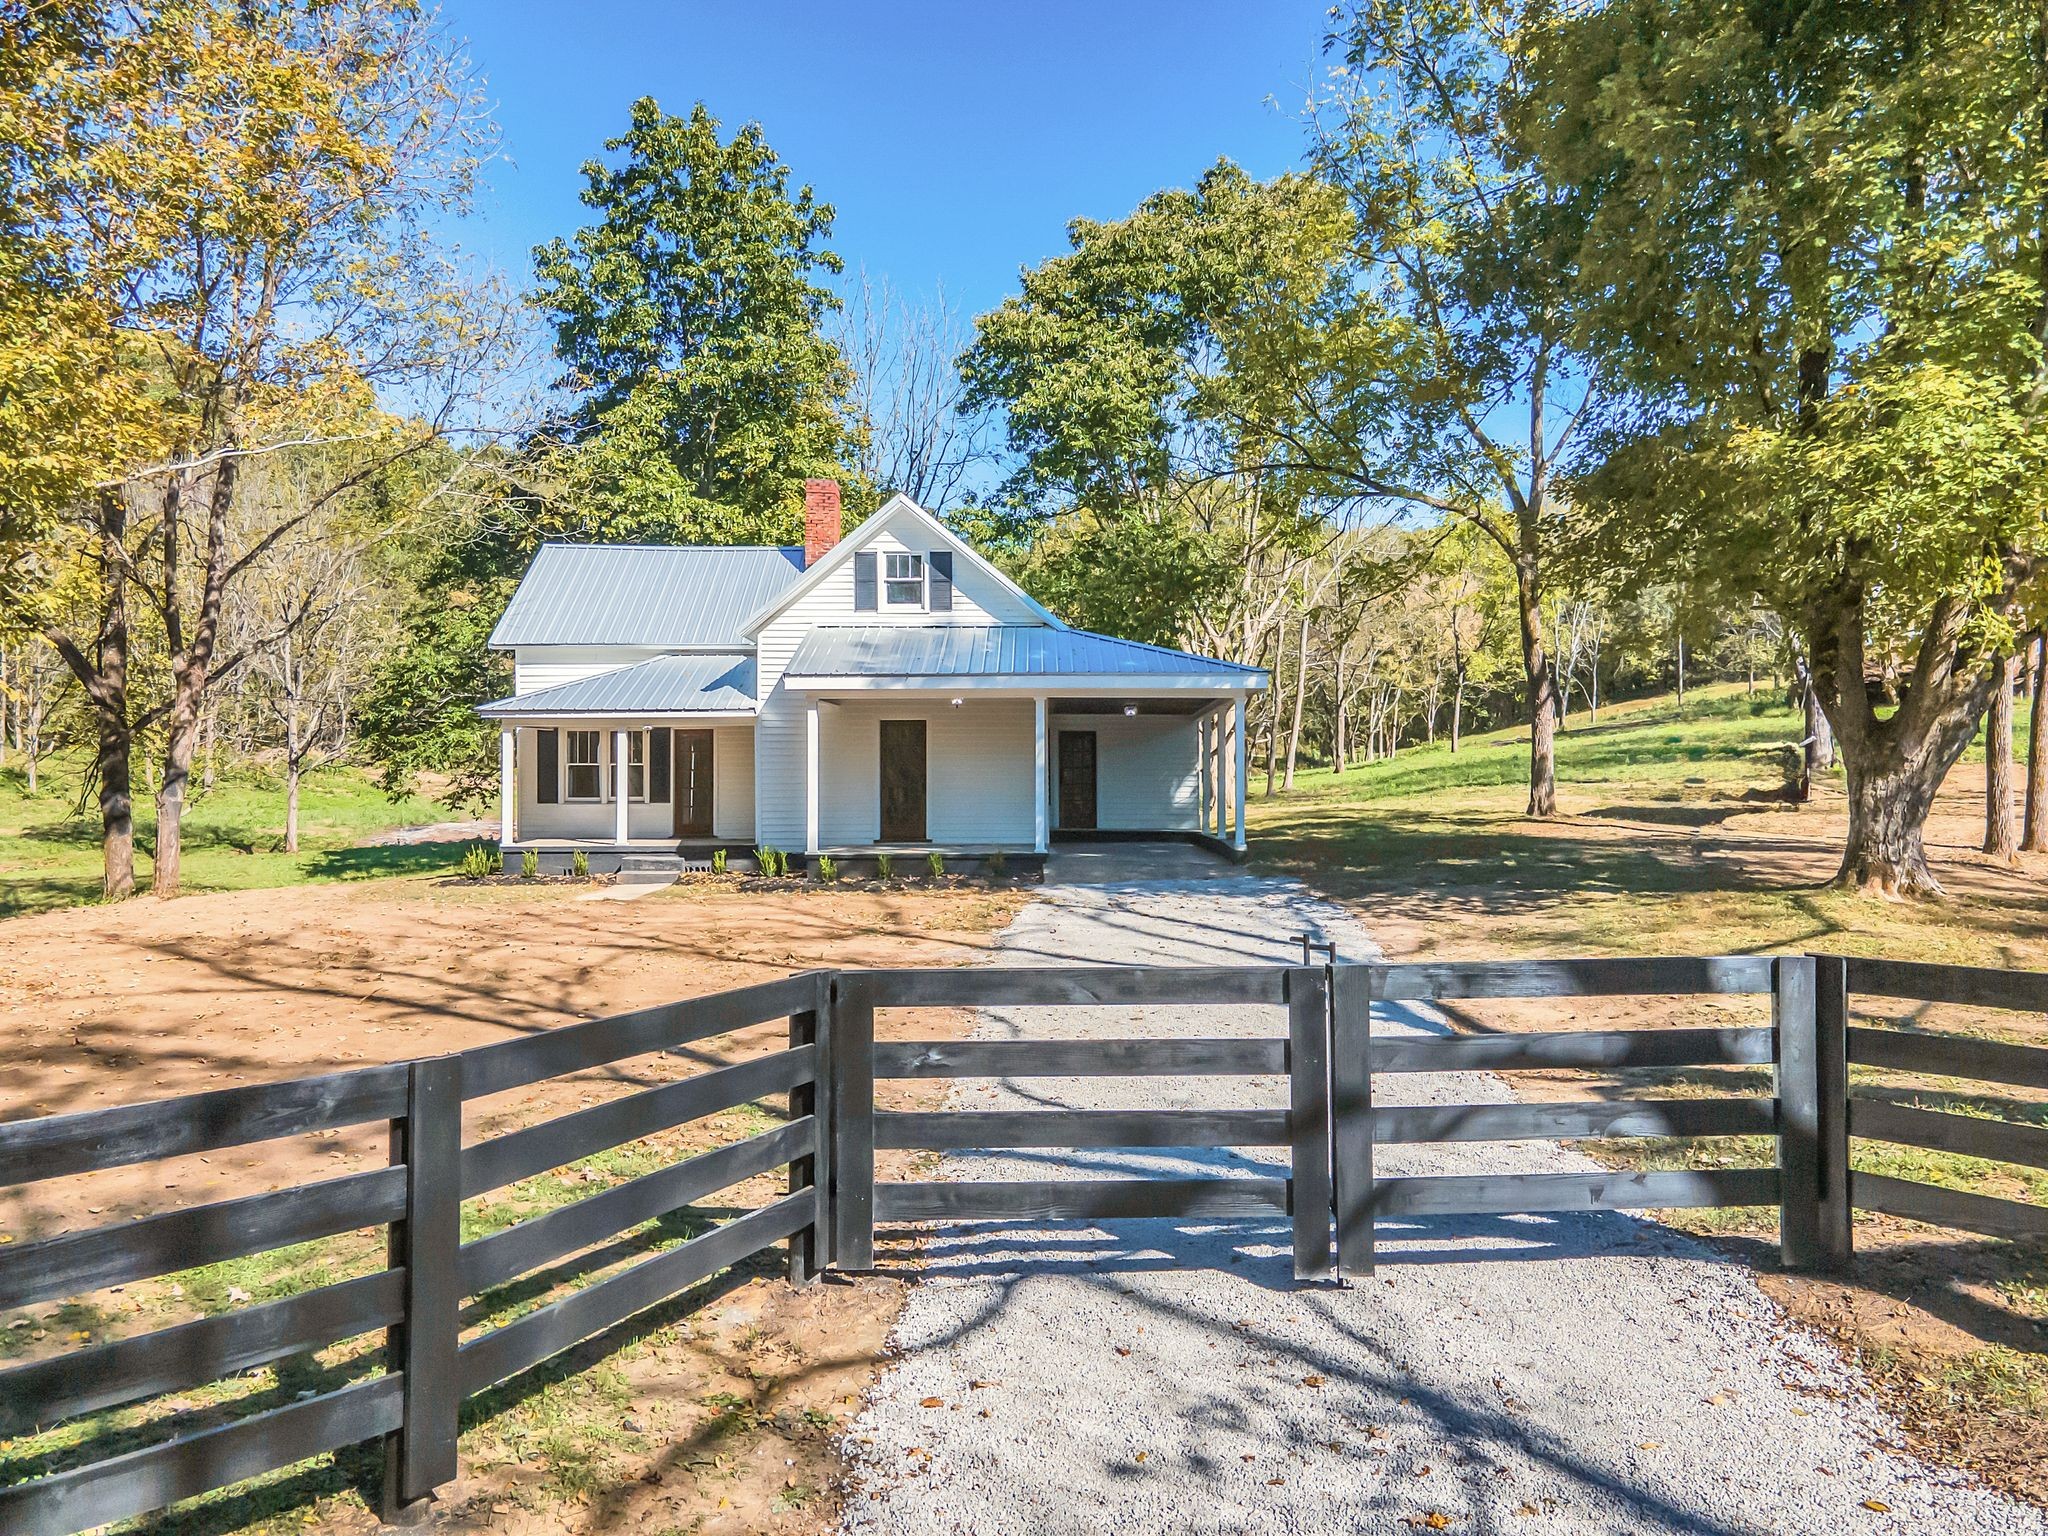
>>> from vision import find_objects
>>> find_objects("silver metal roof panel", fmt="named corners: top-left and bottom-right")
top-left (488, 544), bottom-right (805, 648)
top-left (478, 653), bottom-right (757, 716)
top-left (782, 626), bottom-right (1264, 682)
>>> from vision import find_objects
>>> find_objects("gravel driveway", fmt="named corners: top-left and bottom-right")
top-left (839, 869), bottom-right (2048, 1536)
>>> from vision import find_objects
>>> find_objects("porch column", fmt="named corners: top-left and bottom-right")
top-left (498, 726), bottom-right (516, 849)
top-left (1231, 694), bottom-right (1248, 851)
top-left (1196, 713), bottom-right (1211, 832)
top-left (804, 699), bottom-right (821, 855)
top-left (1033, 695), bottom-right (1049, 853)
top-left (613, 728), bottom-right (630, 845)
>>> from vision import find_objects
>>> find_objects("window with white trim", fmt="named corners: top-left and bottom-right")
top-left (884, 551), bottom-right (925, 607)
top-left (624, 731), bottom-right (646, 801)
top-left (566, 730), bottom-right (601, 801)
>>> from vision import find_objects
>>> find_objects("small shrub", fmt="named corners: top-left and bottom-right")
top-left (458, 843), bottom-right (499, 880)
top-left (927, 851), bottom-right (945, 878)
top-left (986, 850), bottom-right (1007, 878)
top-left (570, 849), bottom-right (589, 878)
top-left (875, 852), bottom-right (894, 882)
top-left (756, 846), bottom-right (781, 877)
top-left (815, 855), bottom-right (839, 882)
top-left (711, 848), bottom-right (728, 875)
top-left (521, 848), bottom-right (539, 879)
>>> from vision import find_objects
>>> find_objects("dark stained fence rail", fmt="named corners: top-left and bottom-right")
top-left (1838, 959), bottom-right (2048, 1251)
top-left (0, 973), bottom-right (831, 1536)
top-left (6, 953), bottom-right (2048, 1536)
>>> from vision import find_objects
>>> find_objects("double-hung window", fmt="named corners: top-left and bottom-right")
top-left (566, 730), bottom-right (602, 801)
top-left (884, 551), bottom-right (925, 607)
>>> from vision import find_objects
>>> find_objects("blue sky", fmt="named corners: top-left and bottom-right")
top-left (439, 0), bottom-right (1335, 320)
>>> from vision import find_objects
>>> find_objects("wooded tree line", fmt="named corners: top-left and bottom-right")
top-left (3, 0), bottom-right (2044, 903)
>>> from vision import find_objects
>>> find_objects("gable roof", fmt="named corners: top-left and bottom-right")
top-left (783, 626), bottom-right (1265, 685)
top-left (739, 494), bottom-right (1063, 634)
top-left (488, 544), bottom-right (805, 649)
top-left (478, 653), bottom-right (756, 717)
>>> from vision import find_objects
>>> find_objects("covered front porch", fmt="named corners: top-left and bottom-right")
top-left (785, 686), bottom-right (1250, 860)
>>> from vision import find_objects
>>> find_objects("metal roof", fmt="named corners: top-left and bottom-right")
top-left (488, 544), bottom-right (806, 648)
top-left (477, 654), bottom-right (757, 717)
top-left (783, 626), bottom-right (1265, 683)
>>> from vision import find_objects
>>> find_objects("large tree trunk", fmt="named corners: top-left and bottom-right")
top-left (1332, 647), bottom-right (1348, 774)
top-left (1515, 556), bottom-right (1558, 816)
top-left (1814, 595), bottom-right (2001, 897)
top-left (1450, 668), bottom-right (1465, 753)
top-left (45, 492), bottom-right (136, 898)
top-left (2025, 636), bottom-right (2048, 853)
top-left (1985, 654), bottom-right (2019, 863)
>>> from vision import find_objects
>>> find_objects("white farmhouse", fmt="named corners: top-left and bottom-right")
top-left (478, 484), bottom-right (1266, 873)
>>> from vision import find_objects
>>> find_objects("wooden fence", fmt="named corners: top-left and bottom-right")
top-left (1, 954), bottom-right (2045, 1535)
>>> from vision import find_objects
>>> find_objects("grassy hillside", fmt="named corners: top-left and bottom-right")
top-left (0, 754), bottom-right (466, 917)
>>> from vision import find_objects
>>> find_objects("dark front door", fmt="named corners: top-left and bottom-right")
top-left (879, 719), bottom-right (928, 842)
top-left (1058, 729), bottom-right (1098, 831)
top-left (673, 730), bottom-right (714, 837)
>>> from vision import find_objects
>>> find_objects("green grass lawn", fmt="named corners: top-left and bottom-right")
top-left (0, 752), bottom-right (469, 917)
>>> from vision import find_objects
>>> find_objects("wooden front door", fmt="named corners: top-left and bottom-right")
top-left (878, 720), bottom-right (928, 842)
top-left (1058, 730), bottom-right (1098, 831)
top-left (673, 730), bottom-right (714, 837)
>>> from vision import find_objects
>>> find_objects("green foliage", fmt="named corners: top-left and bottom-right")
top-left (755, 846), bottom-right (786, 878)
top-left (813, 854), bottom-right (838, 882)
top-left (531, 98), bottom-right (859, 542)
top-left (874, 852), bottom-right (893, 881)
top-left (570, 849), bottom-right (589, 878)
top-left (711, 847), bottom-right (727, 874)
top-left (458, 843), bottom-right (500, 880)
top-left (521, 848), bottom-right (539, 879)
top-left (926, 851), bottom-right (945, 878)
top-left (985, 850), bottom-right (1006, 878)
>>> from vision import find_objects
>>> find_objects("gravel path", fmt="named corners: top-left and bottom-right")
top-left (839, 873), bottom-right (2048, 1536)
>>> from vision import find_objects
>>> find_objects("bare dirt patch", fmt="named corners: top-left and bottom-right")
top-left (0, 875), bottom-right (1026, 1535)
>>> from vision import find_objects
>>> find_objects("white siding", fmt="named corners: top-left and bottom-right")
top-left (712, 725), bottom-right (754, 841)
top-left (1050, 713), bottom-right (1200, 832)
top-left (513, 646), bottom-right (666, 695)
top-left (813, 698), bottom-right (1037, 847)
top-left (510, 722), bottom-right (756, 843)
top-left (753, 512), bottom-right (1049, 847)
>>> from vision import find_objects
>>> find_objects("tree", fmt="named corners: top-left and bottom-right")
top-left (1299, 0), bottom-right (1598, 817)
top-left (1529, 0), bottom-right (2048, 894)
top-left (2, 0), bottom-right (503, 897)
top-left (836, 271), bottom-right (986, 508)
top-left (532, 98), bottom-right (856, 542)
top-left (2027, 637), bottom-right (2048, 852)
top-left (1986, 656), bottom-right (2021, 864)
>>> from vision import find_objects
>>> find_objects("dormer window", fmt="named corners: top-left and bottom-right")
top-left (884, 552), bottom-right (926, 607)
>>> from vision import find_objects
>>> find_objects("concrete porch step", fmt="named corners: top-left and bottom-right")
top-left (614, 867), bottom-right (681, 886)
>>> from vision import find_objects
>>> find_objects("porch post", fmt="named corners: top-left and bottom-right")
top-left (1033, 695), bottom-right (1049, 854)
top-left (498, 726), bottom-right (516, 849)
top-left (613, 728), bottom-right (630, 845)
top-left (805, 699), bottom-right (821, 855)
top-left (1231, 694), bottom-right (1247, 851)
top-left (1197, 712), bottom-right (1212, 832)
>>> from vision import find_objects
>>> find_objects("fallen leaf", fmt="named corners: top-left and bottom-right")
top-left (1637, 1441), bottom-right (1662, 1452)
top-left (1303, 1374), bottom-right (1325, 1388)
top-left (1862, 1501), bottom-right (1892, 1514)
top-left (969, 1380), bottom-right (998, 1390)
top-left (919, 1398), bottom-right (944, 1409)
top-left (1114, 1346), bottom-right (1132, 1357)
top-left (1134, 1451), bottom-right (1148, 1463)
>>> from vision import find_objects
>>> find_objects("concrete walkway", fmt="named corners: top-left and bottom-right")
top-left (838, 873), bottom-right (2047, 1536)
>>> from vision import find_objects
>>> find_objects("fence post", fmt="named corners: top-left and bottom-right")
top-left (1330, 963), bottom-right (1376, 1280)
top-left (1775, 954), bottom-right (1825, 1272)
top-left (381, 1055), bottom-right (463, 1523)
top-left (831, 972), bottom-right (876, 1272)
top-left (1286, 966), bottom-right (1334, 1282)
top-left (787, 971), bottom-right (834, 1284)
top-left (1811, 953), bottom-right (1853, 1269)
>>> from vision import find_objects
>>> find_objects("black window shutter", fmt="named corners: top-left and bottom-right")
top-left (929, 550), bottom-right (954, 612)
top-left (853, 550), bottom-right (878, 610)
top-left (536, 728), bottom-right (559, 804)
top-left (649, 727), bottom-right (671, 802)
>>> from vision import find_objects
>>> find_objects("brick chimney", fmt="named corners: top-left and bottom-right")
top-left (803, 479), bottom-right (842, 567)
